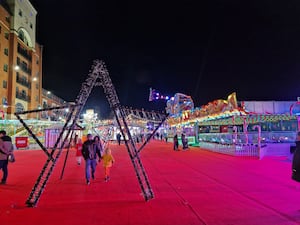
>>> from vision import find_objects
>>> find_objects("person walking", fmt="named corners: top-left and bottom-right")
top-left (81, 134), bottom-right (101, 185)
top-left (181, 133), bottom-right (189, 150)
top-left (0, 130), bottom-right (14, 185)
top-left (75, 138), bottom-right (83, 165)
top-left (116, 133), bottom-right (121, 145)
top-left (164, 133), bottom-right (168, 143)
top-left (94, 135), bottom-right (104, 159)
top-left (102, 143), bottom-right (115, 182)
top-left (173, 134), bottom-right (179, 151)
top-left (292, 131), bottom-right (300, 182)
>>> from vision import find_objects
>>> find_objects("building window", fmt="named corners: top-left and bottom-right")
top-left (18, 9), bottom-right (22, 17)
top-left (3, 80), bottom-right (7, 88)
top-left (3, 64), bottom-right (8, 72)
top-left (15, 103), bottom-right (24, 112)
top-left (5, 16), bottom-right (10, 23)
top-left (18, 30), bottom-right (24, 42)
top-left (4, 48), bottom-right (8, 56)
top-left (36, 83), bottom-right (39, 89)
top-left (17, 57), bottom-right (20, 65)
top-left (22, 61), bottom-right (27, 68)
top-left (0, 26), bottom-right (1, 33)
top-left (36, 59), bottom-right (39, 65)
top-left (2, 97), bottom-right (7, 105)
top-left (35, 96), bottom-right (39, 102)
top-left (30, 23), bottom-right (33, 29)
top-left (4, 32), bottom-right (9, 40)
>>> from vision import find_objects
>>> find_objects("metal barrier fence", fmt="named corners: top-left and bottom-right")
top-left (198, 142), bottom-right (263, 159)
top-left (198, 131), bottom-right (296, 145)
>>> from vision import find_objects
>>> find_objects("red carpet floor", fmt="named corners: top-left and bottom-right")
top-left (1, 140), bottom-right (300, 225)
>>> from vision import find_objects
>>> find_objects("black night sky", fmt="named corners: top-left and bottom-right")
top-left (29, 0), bottom-right (300, 118)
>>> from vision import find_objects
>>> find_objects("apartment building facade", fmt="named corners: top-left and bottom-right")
top-left (0, 0), bottom-right (42, 119)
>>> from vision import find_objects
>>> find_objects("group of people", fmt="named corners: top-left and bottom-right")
top-left (75, 134), bottom-right (115, 185)
top-left (173, 133), bottom-right (189, 151)
top-left (0, 131), bottom-right (115, 186)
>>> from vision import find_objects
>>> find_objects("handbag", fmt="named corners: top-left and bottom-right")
top-left (8, 153), bottom-right (15, 163)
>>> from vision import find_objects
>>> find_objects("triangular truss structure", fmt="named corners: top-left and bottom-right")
top-left (122, 107), bottom-right (165, 122)
top-left (15, 60), bottom-right (167, 207)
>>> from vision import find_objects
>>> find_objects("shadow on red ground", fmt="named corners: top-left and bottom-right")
top-left (1, 140), bottom-right (300, 225)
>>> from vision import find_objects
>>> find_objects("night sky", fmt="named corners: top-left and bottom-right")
top-left (29, 0), bottom-right (300, 118)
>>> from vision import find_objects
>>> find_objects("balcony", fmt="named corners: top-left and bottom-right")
top-left (16, 62), bottom-right (31, 75)
top-left (17, 44), bottom-right (32, 61)
top-left (16, 76), bottom-right (31, 89)
top-left (16, 91), bottom-right (31, 102)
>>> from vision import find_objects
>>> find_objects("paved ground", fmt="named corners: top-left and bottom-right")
top-left (1, 140), bottom-right (300, 225)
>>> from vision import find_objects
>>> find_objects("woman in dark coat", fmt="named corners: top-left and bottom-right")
top-left (173, 134), bottom-right (179, 151)
top-left (292, 132), bottom-right (300, 181)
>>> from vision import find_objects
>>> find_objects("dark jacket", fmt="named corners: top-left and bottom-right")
top-left (82, 140), bottom-right (101, 160)
top-left (0, 135), bottom-right (13, 160)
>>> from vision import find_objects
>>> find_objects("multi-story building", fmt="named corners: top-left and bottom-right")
top-left (0, 0), bottom-right (42, 119)
top-left (41, 88), bottom-right (67, 121)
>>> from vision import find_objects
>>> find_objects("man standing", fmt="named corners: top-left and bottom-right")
top-left (0, 130), bottom-right (13, 185)
top-left (181, 133), bottom-right (189, 150)
top-left (116, 133), bottom-right (121, 145)
top-left (292, 131), bottom-right (300, 182)
top-left (82, 134), bottom-right (101, 185)
top-left (173, 134), bottom-right (179, 151)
